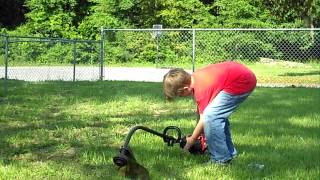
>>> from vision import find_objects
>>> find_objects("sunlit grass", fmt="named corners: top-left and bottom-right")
top-left (193, 61), bottom-right (320, 85)
top-left (0, 80), bottom-right (319, 179)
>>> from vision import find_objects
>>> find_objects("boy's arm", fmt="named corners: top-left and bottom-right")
top-left (183, 114), bottom-right (204, 151)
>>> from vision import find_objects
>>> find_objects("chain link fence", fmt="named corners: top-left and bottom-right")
top-left (103, 29), bottom-right (194, 67)
top-left (0, 35), bottom-right (102, 98)
top-left (102, 28), bottom-right (320, 86)
top-left (1, 28), bottom-right (320, 98)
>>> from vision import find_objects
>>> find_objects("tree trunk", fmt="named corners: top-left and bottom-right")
top-left (303, 15), bottom-right (315, 42)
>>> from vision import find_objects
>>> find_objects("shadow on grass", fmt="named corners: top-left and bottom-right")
top-left (0, 80), bottom-right (319, 179)
top-left (279, 70), bottom-right (320, 76)
top-left (0, 80), bottom-right (195, 179)
top-left (227, 87), bottom-right (320, 178)
top-left (0, 79), bottom-right (165, 103)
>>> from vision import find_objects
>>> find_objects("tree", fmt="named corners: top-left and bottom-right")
top-left (157, 0), bottom-right (214, 28)
top-left (23, 0), bottom-right (79, 37)
top-left (264, 0), bottom-right (320, 28)
top-left (113, 0), bottom-right (162, 27)
top-left (0, 0), bottom-right (27, 29)
top-left (77, 0), bottom-right (127, 39)
top-left (209, 0), bottom-right (276, 28)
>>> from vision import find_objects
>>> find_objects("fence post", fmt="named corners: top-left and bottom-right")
top-left (3, 35), bottom-right (9, 97)
top-left (99, 27), bottom-right (104, 80)
top-left (72, 41), bottom-right (76, 82)
top-left (192, 29), bottom-right (196, 72)
top-left (153, 24), bottom-right (162, 66)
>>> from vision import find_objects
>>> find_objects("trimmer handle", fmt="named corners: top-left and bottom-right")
top-left (162, 126), bottom-right (182, 146)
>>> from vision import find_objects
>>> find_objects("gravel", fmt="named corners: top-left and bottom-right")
top-left (0, 66), bottom-right (173, 82)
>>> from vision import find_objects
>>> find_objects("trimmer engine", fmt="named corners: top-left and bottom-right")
top-left (180, 134), bottom-right (207, 154)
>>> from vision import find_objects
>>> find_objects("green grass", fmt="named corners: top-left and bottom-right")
top-left (0, 80), bottom-right (319, 179)
top-left (246, 61), bottom-right (320, 85)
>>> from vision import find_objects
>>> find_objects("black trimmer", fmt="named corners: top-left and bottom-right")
top-left (113, 125), bottom-right (207, 167)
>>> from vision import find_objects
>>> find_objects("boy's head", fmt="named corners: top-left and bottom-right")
top-left (163, 68), bottom-right (192, 100)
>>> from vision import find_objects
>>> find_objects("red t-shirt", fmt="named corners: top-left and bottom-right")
top-left (193, 61), bottom-right (256, 114)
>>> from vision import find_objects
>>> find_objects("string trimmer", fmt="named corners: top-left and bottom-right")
top-left (113, 125), bottom-right (207, 167)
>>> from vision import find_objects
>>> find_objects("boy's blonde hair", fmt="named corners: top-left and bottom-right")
top-left (163, 68), bottom-right (191, 100)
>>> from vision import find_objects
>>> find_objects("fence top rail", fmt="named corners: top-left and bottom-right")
top-left (103, 28), bottom-right (320, 31)
top-left (0, 34), bottom-right (100, 43)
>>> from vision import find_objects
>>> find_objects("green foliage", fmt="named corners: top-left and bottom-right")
top-left (104, 30), bottom-right (194, 64)
top-left (2, 0), bottom-right (317, 38)
top-left (77, 0), bottom-right (127, 40)
top-left (5, 40), bottom-right (100, 65)
top-left (24, 0), bottom-right (79, 38)
top-left (210, 0), bottom-right (275, 28)
top-left (102, 28), bottom-right (319, 65)
top-left (112, 0), bottom-right (161, 27)
top-left (223, 34), bottom-right (271, 60)
top-left (76, 42), bottom-right (100, 64)
top-left (38, 43), bottom-right (73, 64)
top-left (158, 0), bottom-right (214, 28)
top-left (1, 0), bottom-right (319, 65)
top-left (263, 0), bottom-right (320, 27)
top-left (7, 41), bottom-right (72, 64)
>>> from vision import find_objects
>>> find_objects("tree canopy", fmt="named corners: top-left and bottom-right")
top-left (0, 0), bottom-right (319, 39)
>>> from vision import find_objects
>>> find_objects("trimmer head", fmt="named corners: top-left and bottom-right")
top-left (113, 146), bottom-right (134, 167)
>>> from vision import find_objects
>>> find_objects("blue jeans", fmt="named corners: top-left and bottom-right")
top-left (203, 91), bottom-right (251, 163)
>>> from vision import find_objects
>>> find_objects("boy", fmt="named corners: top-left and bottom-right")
top-left (163, 61), bottom-right (256, 164)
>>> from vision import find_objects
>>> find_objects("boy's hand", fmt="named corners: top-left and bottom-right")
top-left (183, 136), bottom-right (196, 152)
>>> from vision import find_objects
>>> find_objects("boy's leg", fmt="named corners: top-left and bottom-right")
top-left (225, 119), bottom-right (237, 158)
top-left (203, 91), bottom-right (251, 163)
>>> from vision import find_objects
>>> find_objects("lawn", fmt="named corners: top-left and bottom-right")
top-left (0, 80), bottom-right (319, 179)
top-left (246, 61), bottom-right (320, 85)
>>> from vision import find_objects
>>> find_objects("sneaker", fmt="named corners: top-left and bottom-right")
top-left (231, 148), bottom-right (238, 158)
